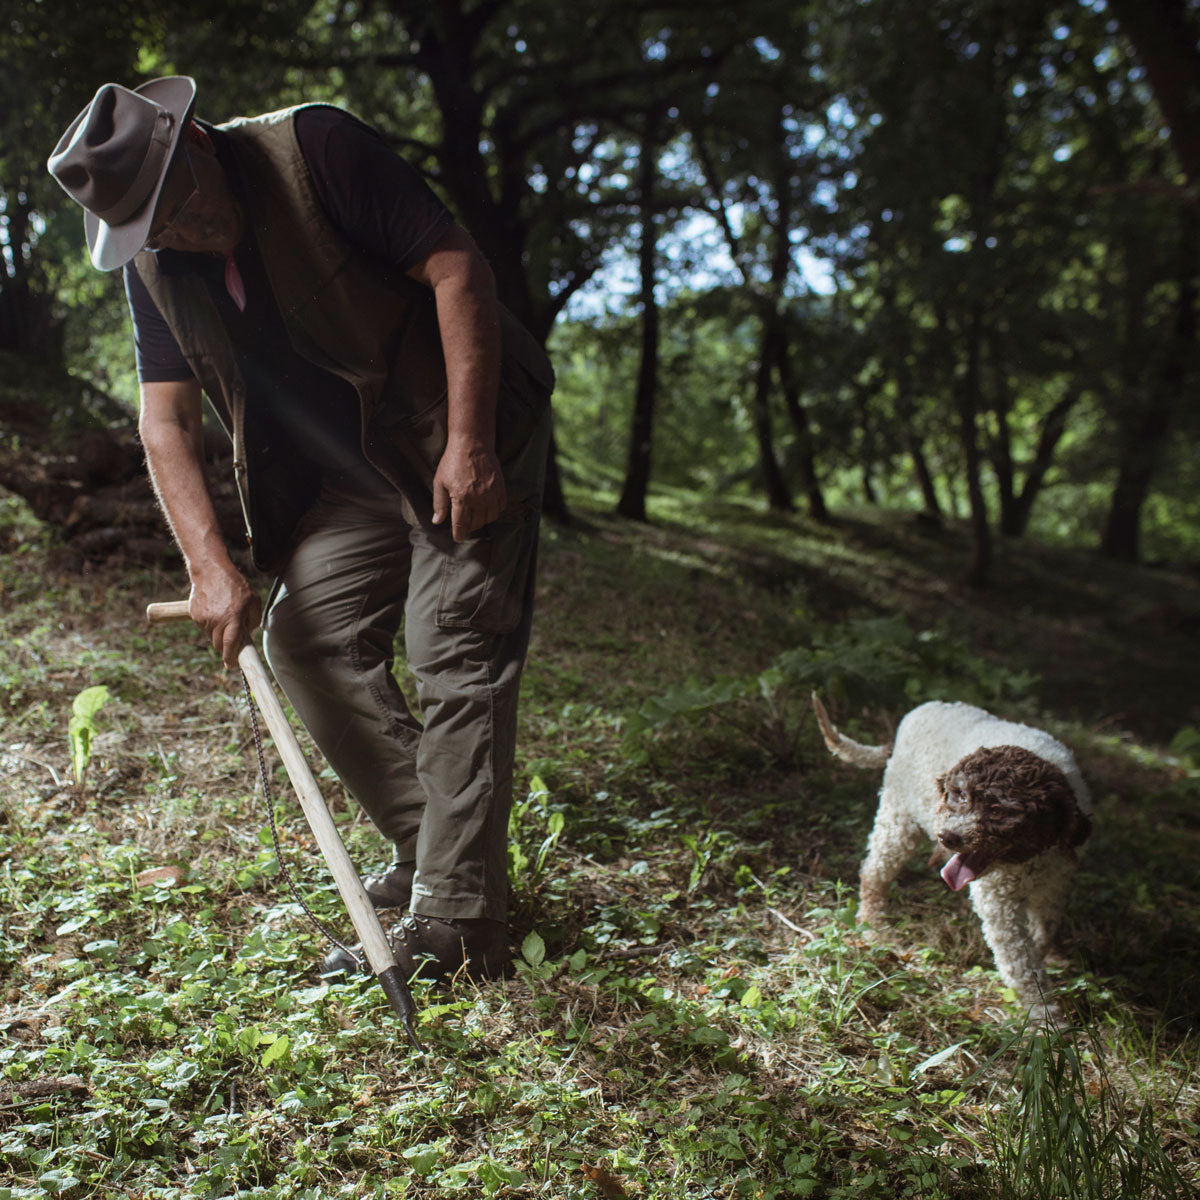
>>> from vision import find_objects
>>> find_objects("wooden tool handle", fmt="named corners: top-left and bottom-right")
top-left (233, 645), bottom-right (394, 965)
top-left (146, 597), bottom-right (408, 995)
top-left (146, 600), bottom-right (192, 623)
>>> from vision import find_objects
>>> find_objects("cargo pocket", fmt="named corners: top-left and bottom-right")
top-left (435, 505), bottom-right (538, 635)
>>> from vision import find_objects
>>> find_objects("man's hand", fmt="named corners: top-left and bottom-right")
top-left (409, 225), bottom-right (504, 542)
top-left (432, 436), bottom-right (507, 541)
top-left (188, 564), bottom-right (262, 669)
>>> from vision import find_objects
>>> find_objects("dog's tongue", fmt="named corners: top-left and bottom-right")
top-left (941, 853), bottom-right (976, 892)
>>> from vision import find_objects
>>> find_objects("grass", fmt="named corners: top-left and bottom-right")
top-left (0, 482), bottom-right (1198, 1199)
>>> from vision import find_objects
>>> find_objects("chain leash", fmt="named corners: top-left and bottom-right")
top-left (241, 671), bottom-right (365, 971)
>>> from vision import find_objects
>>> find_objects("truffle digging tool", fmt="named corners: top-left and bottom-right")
top-left (146, 599), bottom-right (423, 1057)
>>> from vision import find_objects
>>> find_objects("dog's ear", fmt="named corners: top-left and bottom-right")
top-left (935, 769), bottom-right (949, 800)
top-left (1062, 794), bottom-right (1092, 850)
top-left (1042, 767), bottom-right (1091, 850)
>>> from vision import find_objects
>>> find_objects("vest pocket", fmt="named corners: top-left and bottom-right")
top-left (434, 506), bottom-right (537, 635)
top-left (367, 391), bottom-right (448, 494)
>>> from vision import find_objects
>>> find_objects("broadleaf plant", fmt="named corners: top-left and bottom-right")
top-left (68, 684), bottom-right (110, 788)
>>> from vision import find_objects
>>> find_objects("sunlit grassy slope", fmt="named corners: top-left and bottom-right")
top-left (1, 483), bottom-right (1197, 1199)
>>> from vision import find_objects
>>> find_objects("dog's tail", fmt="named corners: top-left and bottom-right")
top-left (811, 693), bottom-right (892, 769)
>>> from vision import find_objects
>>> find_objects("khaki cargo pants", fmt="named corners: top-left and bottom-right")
top-left (261, 411), bottom-right (549, 923)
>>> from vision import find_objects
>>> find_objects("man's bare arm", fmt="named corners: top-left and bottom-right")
top-left (138, 379), bottom-right (260, 666)
top-left (407, 223), bottom-right (505, 541)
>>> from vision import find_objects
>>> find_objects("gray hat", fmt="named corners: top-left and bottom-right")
top-left (47, 76), bottom-right (197, 271)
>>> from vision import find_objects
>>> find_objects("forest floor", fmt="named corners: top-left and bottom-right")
top-left (0, 477), bottom-right (1198, 1199)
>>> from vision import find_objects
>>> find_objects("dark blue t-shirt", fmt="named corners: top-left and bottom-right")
top-left (124, 106), bottom-right (454, 474)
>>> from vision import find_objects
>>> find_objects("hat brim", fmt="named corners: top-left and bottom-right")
top-left (86, 76), bottom-right (197, 271)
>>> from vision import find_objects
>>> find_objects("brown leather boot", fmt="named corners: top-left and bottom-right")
top-left (362, 860), bottom-right (415, 910)
top-left (388, 914), bottom-right (512, 982)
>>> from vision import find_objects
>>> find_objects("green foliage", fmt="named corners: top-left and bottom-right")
top-left (8, 0), bottom-right (1196, 561)
top-left (0, 490), bottom-right (1198, 1198)
top-left (67, 684), bottom-right (109, 787)
top-left (1, 1), bottom-right (150, 365)
top-left (987, 1027), bottom-right (1194, 1200)
top-left (0, 350), bottom-right (131, 443)
top-left (626, 614), bottom-right (1040, 763)
top-left (551, 296), bottom-right (763, 494)
top-left (507, 774), bottom-right (567, 893)
top-left (1167, 727), bottom-right (1200, 771)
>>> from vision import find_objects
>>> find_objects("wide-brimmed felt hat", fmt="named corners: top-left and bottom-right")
top-left (47, 76), bottom-right (197, 271)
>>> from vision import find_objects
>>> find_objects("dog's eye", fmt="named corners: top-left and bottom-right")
top-left (984, 790), bottom-right (1017, 809)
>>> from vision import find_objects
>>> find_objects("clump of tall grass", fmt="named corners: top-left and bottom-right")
top-left (986, 1022), bottom-right (1194, 1200)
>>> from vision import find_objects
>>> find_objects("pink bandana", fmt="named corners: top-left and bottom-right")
top-left (224, 251), bottom-right (247, 312)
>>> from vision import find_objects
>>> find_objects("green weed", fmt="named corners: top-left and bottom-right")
top-left (626, 614), bottom-right (1042, 766)
top-left (0, 492), bottom-right (1196, 1198)
top-left (986, 1025), bottom-right (1194, 1200)
top-left (67, 684), bottom-right (109, 788)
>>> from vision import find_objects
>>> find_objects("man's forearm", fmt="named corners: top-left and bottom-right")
top-left (409, 223), bottom-right (507, 538)
top-left (138, 380), bottom-right (258, 666)
top-left (431, 254), bottom-right (501, 450)
top-left (140, 403), bottom-right (234, 581)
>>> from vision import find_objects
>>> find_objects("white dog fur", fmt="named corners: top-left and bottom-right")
top-left (813, 695), bottom-right (1092, 1018)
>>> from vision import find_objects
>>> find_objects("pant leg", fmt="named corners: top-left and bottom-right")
top-left (264, 408), bottom-right (551, 921)
top-left (402, 509), bottom-right (539, 920)
top-left (405, 409), bottom-right (551, 921)
top-left (261, 480), bottom-right (428, 859)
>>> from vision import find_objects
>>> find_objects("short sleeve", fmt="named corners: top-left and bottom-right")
top-left (124, 263), bottom-right (196, 383)
top-left (294, 106), bottom-right (455, 273)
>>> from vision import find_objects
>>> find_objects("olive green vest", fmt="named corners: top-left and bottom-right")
top-left (134, 105), bottom-right (553, 571)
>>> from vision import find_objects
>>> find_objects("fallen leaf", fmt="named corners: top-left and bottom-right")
top-left (581, 1163), bottom-right (630, 1199)
top-left (5, 1016), bottom-right (42, 1043)
top-left (135, 866), bottom-right (185, 888)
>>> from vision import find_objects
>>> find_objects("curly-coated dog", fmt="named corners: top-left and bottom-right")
top-left (812, 695), bottom-right (1092, 1018)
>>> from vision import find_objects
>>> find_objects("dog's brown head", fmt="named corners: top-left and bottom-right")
top-left (933, 744), bottom-right (1091, 891)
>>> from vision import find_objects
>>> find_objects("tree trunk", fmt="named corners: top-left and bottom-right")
top-left (956, 302), bottom-right (992, 588)
top-left (0, 186), bottom-right (61, 362)
top-left (984, 336), bottom-right (1080, 538)
top-left (882, 280), bottom-right (942, 519)
top-left (1106, 0), bottom-right (1200, 186)
top-left (1099, 397), bottom-right (1173, 562)
top-left (752, 104), bottom-right (805, 516)
top-left (1003, 388), bottom-right (1081, 537)
top-left (907, 435), bottom-right (942, 520)
top-left (617, 110), bottom-right (662, 521)
top-left (541, 432), bottom-right (570, 524)
top-left (751, 312), bottom-right (793, 514)
top-left (985, 337), bottom-right (1017, 533)
top-left (859, 455), bottom-right (878, 506)
top-left (776, 325), bottom-right (828, 520)
top-left (851, 382), bottom-right (878, 505)
top-left (1101, 209), bottom-right (1197, 561)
